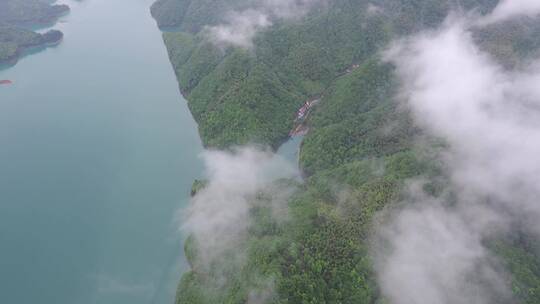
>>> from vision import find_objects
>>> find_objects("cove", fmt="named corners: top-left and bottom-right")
top-left (0, 0), bottom-right (204, 303)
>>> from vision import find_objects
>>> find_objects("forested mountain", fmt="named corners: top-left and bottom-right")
top-left (152, 1), bottom-right (540, 303)
top-left (0, 0), bottom-right (68, 26)
top-left (0, 0), bottom-right (68, 65)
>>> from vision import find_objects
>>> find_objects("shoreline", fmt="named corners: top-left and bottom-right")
top-left (0, 30), bottom-right (64, 67)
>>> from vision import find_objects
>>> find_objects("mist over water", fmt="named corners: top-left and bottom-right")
top-left (0, 0), bottom-right (203, 303)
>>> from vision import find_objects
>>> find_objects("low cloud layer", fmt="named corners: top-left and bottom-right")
top-left (207, 9), bottom-right (271, 49)
top-left (206, 0), bottom-right (324, 48)
top-left (374, 183), bottom-right (511, 304)
top-left (181, 147), bottom-right (298, 269)
top-left (375, 11), bottom-right (540, 304)
top-left (481, 0), bottom-right (540, 24)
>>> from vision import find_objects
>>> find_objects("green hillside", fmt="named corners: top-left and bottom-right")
top-left (0, 0), bottom-right (68, 65)
top-left (0, 0), bottom-right (68, 26)
top-left (0, 26), bottom-right (62, 63)
top-left (152, 0), bottom-right (540, 303)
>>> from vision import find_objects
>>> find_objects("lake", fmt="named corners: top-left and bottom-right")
top-left (0, 0), bottom-right (204, 303)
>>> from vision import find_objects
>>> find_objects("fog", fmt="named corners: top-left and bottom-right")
top-left (482, 0), bottom-right (540, 24)
top-left (206, 0), bottom-right (324, 48)
top-left (181, 147), bottom-right (299, 275)
top-left (374, 3), bottom-right (540, 303)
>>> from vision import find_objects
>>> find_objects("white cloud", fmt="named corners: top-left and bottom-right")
top-left (375, 17), bottom-right (540, 304)
top-left (181, 147), bottom-right (299, 268)
top-left (374, 183), bottom-right (510, 304)
top-left (206, 0), bottom-right (325, 48)
top-left (207, 9), bottom-right (271, 49)
top-left (481, 0), bottom-right (540, 24)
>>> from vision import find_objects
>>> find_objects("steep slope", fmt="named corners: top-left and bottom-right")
top-left (152, 1), bottom-right (540, 303)
top-left (158, 0), bottom-right (393, 148)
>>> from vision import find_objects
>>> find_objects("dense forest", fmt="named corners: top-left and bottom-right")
top-left (152, 0), bottom-right (540, 303)
top-left (0, 0), bottom-right (68, 64)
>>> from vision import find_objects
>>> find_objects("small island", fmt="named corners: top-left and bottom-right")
top-left (0, 0), bottom-right (69, 65)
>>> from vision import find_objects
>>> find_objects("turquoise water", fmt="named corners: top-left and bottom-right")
top-left (0, 1), bottom-right (204, 303)
top-left (277, 135), bottom-right (304, 164)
